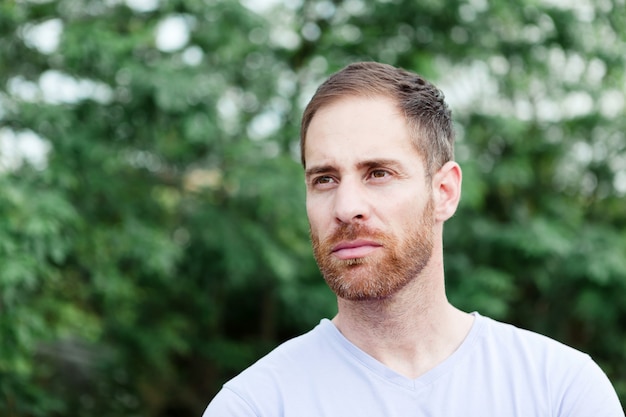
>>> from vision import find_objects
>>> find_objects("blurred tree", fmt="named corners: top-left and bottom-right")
top-left (0, 0), bottom-right (624, 415)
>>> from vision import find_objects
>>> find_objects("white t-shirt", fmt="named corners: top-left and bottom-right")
top-left (203, 313), bottom-right (624, 416)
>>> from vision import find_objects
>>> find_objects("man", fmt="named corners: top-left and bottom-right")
top-left (204, 62), bottom-right (623, 416)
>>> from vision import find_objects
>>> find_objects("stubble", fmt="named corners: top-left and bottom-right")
top-left (311, 199), bottom-right (435, 301)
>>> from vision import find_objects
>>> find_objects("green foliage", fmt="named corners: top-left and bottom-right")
top-left (1, 0), bottom-right (625, 415)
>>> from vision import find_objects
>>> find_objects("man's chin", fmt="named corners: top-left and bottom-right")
top-left (324, 268), bottom-right (394, 301)
top-left (333, 285), bottom-right (398, 302)
top-left (341, 258), bottom-right (367, 266)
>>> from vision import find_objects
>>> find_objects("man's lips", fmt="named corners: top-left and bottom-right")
top-left (331, 240), bottom-right (382, 260)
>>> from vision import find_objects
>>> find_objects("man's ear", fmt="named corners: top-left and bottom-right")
top-left (432, 161), bottom-right (462, 222)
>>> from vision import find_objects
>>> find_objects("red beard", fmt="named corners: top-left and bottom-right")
top-left (311, 200), bottom-right (435, 301)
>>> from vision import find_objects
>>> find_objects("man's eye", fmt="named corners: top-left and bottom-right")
top-left (314, 176), bottom-right (334, 184)
top-left (370, 170), bottom-right (389, 179)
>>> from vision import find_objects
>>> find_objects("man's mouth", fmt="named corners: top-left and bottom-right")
top-left (331, 240), bottom-right (382, 260)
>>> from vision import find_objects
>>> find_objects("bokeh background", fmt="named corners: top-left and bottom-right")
top-left (1, 0), bottom-right (625, 415)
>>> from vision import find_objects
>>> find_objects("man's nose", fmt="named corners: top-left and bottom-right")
top-left (333, 179), bottom-right (370, 224)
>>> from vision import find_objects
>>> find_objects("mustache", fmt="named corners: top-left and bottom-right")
top-left (324, 223), bottom-right (385, 246)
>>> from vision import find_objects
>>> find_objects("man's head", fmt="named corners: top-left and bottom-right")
top-left (301, 62), bottom-right (455, 177)
top-left (301, 62), bottom-right (461, 302)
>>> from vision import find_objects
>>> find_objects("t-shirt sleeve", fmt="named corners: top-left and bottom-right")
top-left (202, 386), bottom-right (258, 417)
top-left (557, 358), bottom-right (624, 417)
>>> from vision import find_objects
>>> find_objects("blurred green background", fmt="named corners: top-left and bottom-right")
top-left (1, 0), bottom-right (625, 415)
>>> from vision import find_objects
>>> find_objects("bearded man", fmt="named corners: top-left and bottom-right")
top-left (203, 62), bottom-right (623, 417)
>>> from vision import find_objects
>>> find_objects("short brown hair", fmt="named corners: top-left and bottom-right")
top-left (300, 62), bottom-right (454, 176)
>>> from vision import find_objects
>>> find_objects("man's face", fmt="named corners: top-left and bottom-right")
top-left (304, 95), bottom-right (435, 301)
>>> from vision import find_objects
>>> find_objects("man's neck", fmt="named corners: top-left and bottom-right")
top-left (331, 269), bottom-right (474, 379)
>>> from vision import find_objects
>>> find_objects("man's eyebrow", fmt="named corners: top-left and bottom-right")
top-left (305, 165), bottom-right (336, 179)
top-left (356, 158), bottom-right (402, 170)
top-left (305, 159), bottom-right (402, 178)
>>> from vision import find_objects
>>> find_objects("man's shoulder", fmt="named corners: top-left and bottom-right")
top-left (476, 314), bottom-right (623, 416)
top-left (474, 313), bottom-right (592, 378)
top-left (478, 314), bottom-right (587, 357)
top-left (225, 319), bottom-right (337, 387)
top-left (207, 319), bottom-right (343, 415)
